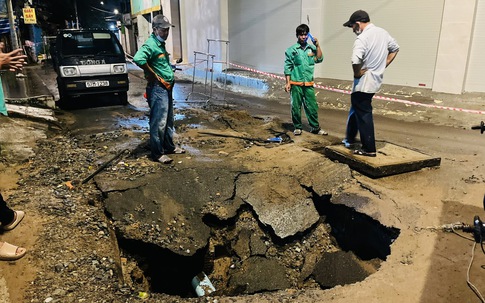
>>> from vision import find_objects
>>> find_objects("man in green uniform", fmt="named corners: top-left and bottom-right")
top-left (284, 24), bottom-right (327, 136)
top-left (133, 15), bottom-right (185, 164)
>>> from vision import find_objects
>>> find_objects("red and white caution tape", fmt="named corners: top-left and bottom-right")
top-left (229, 62), bottom-right (485, 115)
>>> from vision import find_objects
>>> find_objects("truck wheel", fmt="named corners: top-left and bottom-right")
top-left (56, 77), bottom-right (71, 109)
top-left (118, 92), bottom-right (128, 105)
top-left (56, 88), bottom-right (72, 109)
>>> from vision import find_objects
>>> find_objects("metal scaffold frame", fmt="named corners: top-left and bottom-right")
top-left (186, 51), bottom-right (215, 103)
top-left (186, 38), bottom-right (229, 104)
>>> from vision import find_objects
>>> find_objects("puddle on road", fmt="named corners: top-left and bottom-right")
top-left (117, 116), bottom-right (149, 132)
top-left (116, 194), bottom-right (400, 298)
top-left (115, 110), bottom-right (198, 132)
top-left (175, 113), bottom-right (186, 121)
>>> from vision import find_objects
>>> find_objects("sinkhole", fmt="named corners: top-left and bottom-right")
top-left (116, 195), bottom-right (400, 298)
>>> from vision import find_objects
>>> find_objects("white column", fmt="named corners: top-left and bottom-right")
top-left (432, 0), bottom-right (477, 94)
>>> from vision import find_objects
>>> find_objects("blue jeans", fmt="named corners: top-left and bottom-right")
top-left (345, 105), bottom-right (357, 143)
top-left (346, 92), bottom-right (376, 153)
top-left (146, 83), bottom-right (175, 160)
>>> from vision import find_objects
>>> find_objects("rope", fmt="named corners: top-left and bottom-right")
top-left (467, 242), bottom-right (485, 302)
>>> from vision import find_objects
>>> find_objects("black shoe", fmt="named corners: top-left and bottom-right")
top-left (353, 149), bottom-right (376, 157)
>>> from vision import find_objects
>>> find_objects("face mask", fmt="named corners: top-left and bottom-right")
top-left (156, 35), bottom-right (165, 43)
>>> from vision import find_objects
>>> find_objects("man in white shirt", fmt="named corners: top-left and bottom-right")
top-left (343, 10), bottom-right (399, 157)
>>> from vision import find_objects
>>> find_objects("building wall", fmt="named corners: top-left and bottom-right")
top-left (120, 13), bottom-right (136, 56)
top-left (223, 0), bottom-right (447, 90)
top-left (227, 0), bottom-right (301, 74)
top-left (136, 14), bottom-right (151, 52)
top-left (301, 0), bottom-right (324, 77)
top-left (319, 0), bottom-right (445, 89)
top-left (147, 0), bottom-right (484, 94)
top-left (179, 0), bottom-right (225, 72)
top-left (167, 0), bottom-right (182, 60)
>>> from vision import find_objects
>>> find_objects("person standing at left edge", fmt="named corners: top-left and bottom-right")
top-left (134, 15), bottom-right (185, 164)
top-left (284, 24), bottom-right (328, 136)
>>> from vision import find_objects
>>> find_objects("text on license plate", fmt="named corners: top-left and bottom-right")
top-left (86, 81), bottom-right (109, 88)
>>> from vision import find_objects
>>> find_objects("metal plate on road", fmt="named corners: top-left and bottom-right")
top-left (324, 141), bottom-right (441, 178)
top-left (86, 81), bottom-right (109, 88)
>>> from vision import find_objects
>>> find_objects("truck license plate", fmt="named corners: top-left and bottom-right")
top-left (86, 81), bottom-right (109, 88)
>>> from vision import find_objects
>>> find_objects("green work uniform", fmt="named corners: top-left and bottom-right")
top-left (284, 42), bottom-right (323, 131)
top-left (133, 33), bottom-right (174, 89)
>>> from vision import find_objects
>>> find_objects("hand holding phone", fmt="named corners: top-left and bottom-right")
top-left (307, 33), bottom-right (316, 44)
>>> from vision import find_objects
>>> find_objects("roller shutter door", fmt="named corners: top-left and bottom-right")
top-left (320, 0), bottom-right (445, 88)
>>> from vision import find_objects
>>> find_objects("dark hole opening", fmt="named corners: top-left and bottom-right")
top-left (118, 238), bottom-right (207, 298)
top-left (313, 194), bottom-right (400, 260)
top-left (116, 194), bottom-right (400, 298)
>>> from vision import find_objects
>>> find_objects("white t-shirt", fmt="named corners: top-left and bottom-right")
top-left (351, 24), bottom-right (399, 93)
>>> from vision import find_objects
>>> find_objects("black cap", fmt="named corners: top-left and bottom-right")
top-left (343, 10), bottom-right (370, 27)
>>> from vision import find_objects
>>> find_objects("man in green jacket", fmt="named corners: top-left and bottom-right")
top-left (284, 24), bottom-right (327, 136)
top-left (133, 15), bottom-right (185, 164)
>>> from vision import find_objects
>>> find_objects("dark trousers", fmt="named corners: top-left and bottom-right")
top-left (290, 85), bottom-right (320, 131)
top-left (346, 92), bottom-right (376, 153)
top-left (0, 193), bottom-right (14, 226)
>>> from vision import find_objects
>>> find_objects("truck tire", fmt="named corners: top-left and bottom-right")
top-left (118, 92), bottom-right (128, 105)
top-left (56, 79), bottom-right (71, 109)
